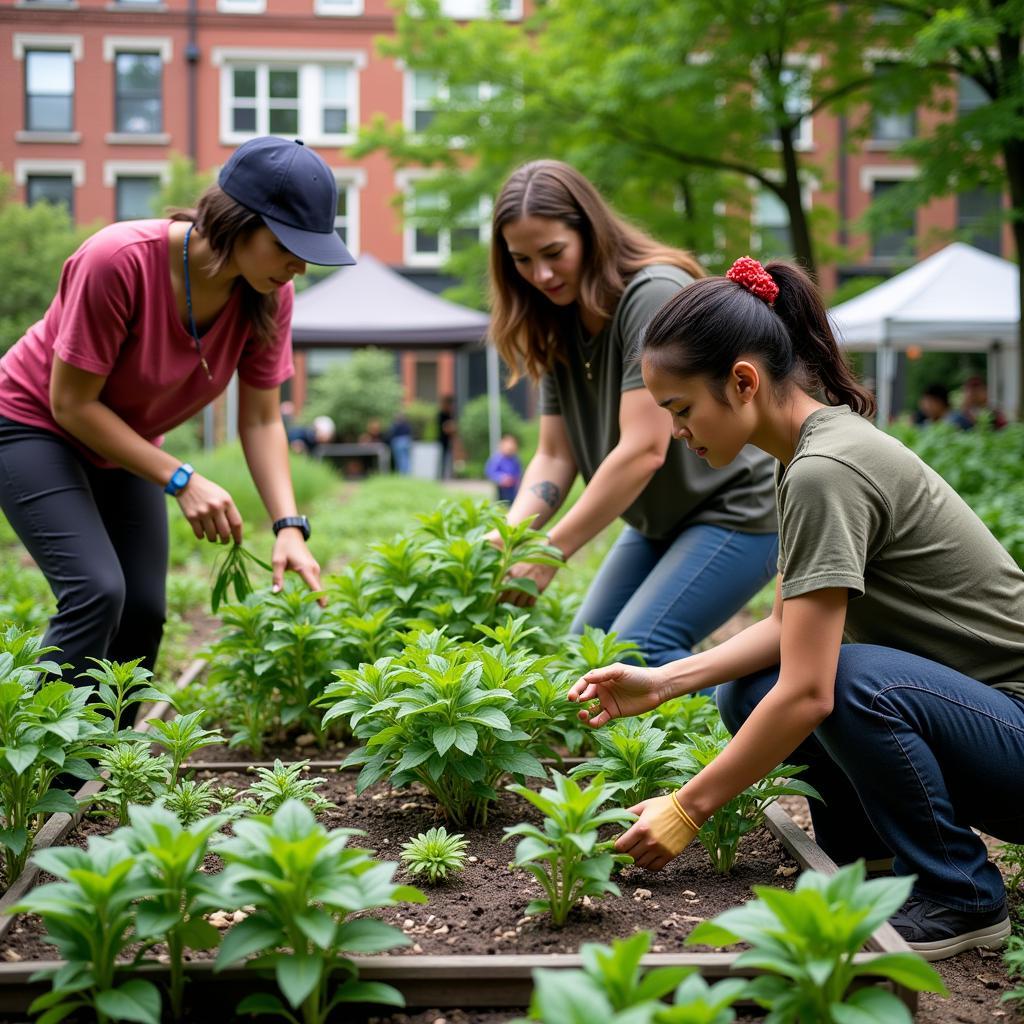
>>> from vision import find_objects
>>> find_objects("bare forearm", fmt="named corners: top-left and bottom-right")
top-left (505, 452), bottom-right (577, 531)
top-left (239, 420), bottom-right (299, 522)
top-left (657, 614), bottom-right (782, 698)
top-left (679, 680), bottom-right (828, 823)
top-left (547, 444), bottom-right (662, 558)
top-left (53, 401), bottom-right (181, 485)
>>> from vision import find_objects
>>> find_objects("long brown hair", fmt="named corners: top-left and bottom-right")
top-left (641, 260), bottom-right (875, 417)
top-left (489, 160), bottom-right (705, 384)
top-left (170, 185), bottom-right (279, 347)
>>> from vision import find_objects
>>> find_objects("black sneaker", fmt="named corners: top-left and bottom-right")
top-left (890, 895), bottom-right (1011, 961)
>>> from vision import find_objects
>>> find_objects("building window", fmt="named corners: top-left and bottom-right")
top-left (314, 0), bottom-right (363, 14)
top-left (758, 65), bottom-right (812, 149)
top-left (25, 50), bottom-right (74, 132)
top-left (414, 359), bottom-right (439, 403)
top-left (870, 65), bottom-right (915, 143)
top-left (871, 180), bottom-right (915, 260)
top-left (404, 189), bottom-right (489, 266)
top-left (957, 75), bottom-right (989, 116)
top-left (115, 52), bottom-right (162, 134)
top-left (115, 176), bottom-right (160, 220)
top-left (957, 188), bottom-right (1002, 256)
top-left (225, 63), bottom-right (355, 142)
top-left (439, 0), bottom-right (520, 17)
top-left (26, 174), bottom-right (74, 216)
top-left (751, 190), bottom-right (792, 259)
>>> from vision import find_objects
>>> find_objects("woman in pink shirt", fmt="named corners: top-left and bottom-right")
top-left (0, 136), bottom-right (353, 682)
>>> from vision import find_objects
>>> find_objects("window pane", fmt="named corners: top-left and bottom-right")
top-left (871, 181), bottom-right (915, 259)
top-left (116, 53), bottom-right (161, 93)
top-left (27, 95), bottom-right (73, 132)
top-left (116, 177), bottom-right (160, 220)
top-left (232, 106), bottom-right (257, 132)
top-left (268, 107), bottom-right (299, 134)
top-left (336, 190), bottom-right (348, 218)
top-left (413, 71), bottom-right (439, 103)
top-left (26, 51), bottom-right (73, 94)
top-left (233, 68), bottom-right (257, 98)
top-left (413, 109), bottom-right (436, 132)
top-left (872, 110), bottom-right (915, 141)
top-left (957, 188), bottom-right (1002, 256)
top-left (26, 175), bottom-right (74, 215)
top-left (451, 225), bottom-right (480, 252)
top-left (958, 76), bottom-right (988, 115)
top-left (322, 108), bottom-right (347, 135)
top-left (753, 190), bottom-right (792, 258)
top-left (322, 66), bottom-right (348, 102)
top-left (269, 70), bottom-right (298, 99)
top-left (414, 228), bottom-right (440, 254)
top-left (117, 97), bottom-right (162, 133)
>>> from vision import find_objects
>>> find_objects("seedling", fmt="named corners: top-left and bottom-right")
top-left (400, 826), bottom-right (469, 883)
top-left (240, 759), bottom-right (335, 816)
top-left (162, 777), bottom-right (223, 828)
top-left (654, 693), bottom-right (721, 743)
top-left (93, 741), bottom-right (170, 826)
top-left (77, 657), bottom-right (170, 734)
top-left (688, 861), bottom-right (948, 1022)
top-left (146, 710), bottom-right (223, 787)
top-left (503, 771), bottom-right (635, 926)
top-left (212, 799), bottom-right (426, 1023)
top-left (1003, 935), bottom-right (1024, 1010)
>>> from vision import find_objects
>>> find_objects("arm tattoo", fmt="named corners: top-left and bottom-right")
top-left (530, 480), bottom-right (562, 509)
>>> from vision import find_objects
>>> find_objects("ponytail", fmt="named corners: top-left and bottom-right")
top-left (641, 259), bottom-right (875, 418)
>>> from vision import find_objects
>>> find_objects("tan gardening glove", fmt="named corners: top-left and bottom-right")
top-left (614, 791), bottom-right (701, 871)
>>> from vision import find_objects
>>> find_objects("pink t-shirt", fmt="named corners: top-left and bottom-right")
top-left (0, 219), bottom-right (294, 467)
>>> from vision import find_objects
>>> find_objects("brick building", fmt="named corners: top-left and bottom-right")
top-left (0, 0), bottom-right (1011, 414)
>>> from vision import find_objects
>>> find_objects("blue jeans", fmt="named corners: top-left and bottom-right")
top-left (571, 523), bottom-right (778, 667)
top-left (717, 644), bottom-right (1024, 911)
top-left (390, 435), bottom-right (411, 475)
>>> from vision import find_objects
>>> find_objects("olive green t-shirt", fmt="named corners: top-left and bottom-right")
top-left (777, 405), bottom-right (1024, 697)
top-left (539, 265), bottom-right (777, 541)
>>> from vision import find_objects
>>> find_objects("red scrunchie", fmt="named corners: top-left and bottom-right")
top-left (726, 256), bottom-right (779, 306)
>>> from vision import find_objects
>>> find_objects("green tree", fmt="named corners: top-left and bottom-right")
top-left (858, 0), bottom-right (1024, 415)
top-left (355, 0), bottom-right (920, 290)
top-left (152, 153), bottom-right (215, 214)
top-left (303, 347), bottom-right (404, 440)
top-left (0, 174), bottom-right (94, 354)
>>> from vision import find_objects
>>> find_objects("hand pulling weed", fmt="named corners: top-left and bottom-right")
top-left (210, 542), bottom-right (271, 613)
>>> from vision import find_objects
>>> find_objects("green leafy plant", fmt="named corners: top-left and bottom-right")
top-left (399, 826), bottom-right (469, 883)
top-left (0, 629), bottom-right (110, 886)
top-left (211, 799), bottom-right (427, 1023)
top-left (688, 861), bottom-right (949, 1023)
top-left (654, 693), bottom-right (722, 744)
top-left (77, 657), bottom-right (170, 735)
top-left (677, 722), bottom-right (821, 873)
top-left (503, 771), bottom-right (635, 926)
top-left (552, 626), bottom-right (645, 676)
top-left (115, 803), bottom-right (226, 1020)
top-left (13, 834), bottom-right (161, 1024)
top-left (240, 759), bottom-right (335, 816)
top-left (998, 842), bottom-right (1024, 896)
top-left (1003, 935), bottom-right (1024, 1010)
top-left (163, 778), bottom-right (224, 828)
top-left (569, 717), bottom-right (689, 807)
top-left (514, 931), bottom-right (747, 1024)
top-left (146, 710), bottom-right (223, 787)
top-left (211, 542), bottom-right (272, 613)
top-left (93, 741), bottom-right (170, 826)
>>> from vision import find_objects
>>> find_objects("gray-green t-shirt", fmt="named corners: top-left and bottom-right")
top-left (539, 265), bottom-right (777, 541)
top-left (777, 405), bottom-right (1024, 697)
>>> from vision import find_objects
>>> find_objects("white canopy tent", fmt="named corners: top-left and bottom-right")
top-left (829, 243), bottom-right (1020, 423)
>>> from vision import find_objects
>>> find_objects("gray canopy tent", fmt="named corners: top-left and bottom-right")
top-left (829, 243), bottom-right (1020, 423)
top-left (288, 253), bottom-right (504, 454)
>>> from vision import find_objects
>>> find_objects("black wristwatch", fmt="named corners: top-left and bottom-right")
top-left (272, 515), bottom-right (311, 541)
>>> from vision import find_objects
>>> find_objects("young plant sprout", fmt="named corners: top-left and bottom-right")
top-left (239, 759), bottom-right (335, 816)
top-left (162, 777), bottom-right (223, 828)
top-left (399, 827), bottom-right (469, 883)
top-left (146, 710), bottom-right (223, 787)
top-left (93, 741), bottom-right (170, 826)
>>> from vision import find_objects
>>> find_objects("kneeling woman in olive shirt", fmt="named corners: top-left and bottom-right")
top-left (569, 256), bottom-right (1024, 962)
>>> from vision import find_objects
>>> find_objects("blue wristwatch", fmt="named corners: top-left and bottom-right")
top-left (164, 463), bottom-right (194, 496)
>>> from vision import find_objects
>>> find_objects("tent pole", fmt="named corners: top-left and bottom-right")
top-left (486, 342), bottom-right (501, 460)
top-left (877, 330), bottom-right (893, 426)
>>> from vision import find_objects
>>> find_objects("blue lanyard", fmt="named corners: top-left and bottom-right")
top-left (183, 223), bottom-right (214, 382)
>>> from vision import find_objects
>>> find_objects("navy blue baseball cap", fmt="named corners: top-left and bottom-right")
top-left (218, 137), bottom-right (355, 267)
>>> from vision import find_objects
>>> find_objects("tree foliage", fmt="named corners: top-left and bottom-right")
top-left (0, 174), bottom-right (95, 355)
top-left (303, 347), bottom-right (404, 441)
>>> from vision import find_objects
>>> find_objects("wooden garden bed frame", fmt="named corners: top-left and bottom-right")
top-left (0, 659), bottom-right (920, 1019)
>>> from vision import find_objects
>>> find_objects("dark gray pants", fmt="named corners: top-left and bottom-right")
top-left (0, 416), bottom-right (167, 681)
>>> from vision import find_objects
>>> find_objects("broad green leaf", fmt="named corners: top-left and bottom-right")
top-left (276, 951), bottom-right (323, 1009)
top-left (94, 980), bottom-right (163, 1024)
top-left (215, 915), bottom-right (284, 970)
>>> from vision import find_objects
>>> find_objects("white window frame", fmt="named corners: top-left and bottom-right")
top-left (212, 47), bottom-right (365, 147)
top-left (217, 0), bottom-right (264, 14)
top-left (14, 158), bottom-right (85, 187)
top-left (402, 70), bottom-right (496, 136)
top-left (105, 161), bottom-right (169, 220)
top-left (16, 36), bottom-right (82, 139)
top-left (439, 0), bottom-right (522, 19)
top-left (859, 164), bottom-right (918, 193)
top-left (396, 169), bottom-right (491, 267)
top-left (314, 0), bottom-right (363, 16)
top-left (332, 168), bottom-right (365, 258)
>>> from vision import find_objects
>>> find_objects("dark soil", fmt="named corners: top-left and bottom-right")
top-left (2, 775), bottom-right (1020, 1023)
top-left (184, 738), bottom-right (354, 764)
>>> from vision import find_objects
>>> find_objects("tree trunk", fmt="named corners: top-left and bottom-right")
top-left (777, 126), bottom-right (817, 279)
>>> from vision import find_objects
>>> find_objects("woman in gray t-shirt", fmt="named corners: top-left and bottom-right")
top-left (488, 161), bottom-right (778, 668)
top-left (569, 255), bottom-right (1023, 963)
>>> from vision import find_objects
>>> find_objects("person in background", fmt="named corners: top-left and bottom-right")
top-left (288, 414), bottom-right (335, 455)
top-left (486, 160), bottom-right (777, 668)
top-left (961, 375), bottom-right (1008, 429)
top-left (388, 412), bottom-right (413, 475)
top-left (914, 383), bottom-right (973, 429)
top-left (437, 395), bottom-right (458, 480)
top-left (0, 136), bottom-right (353, 680)
top-left (485, 432), bottom-right (523, 504)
